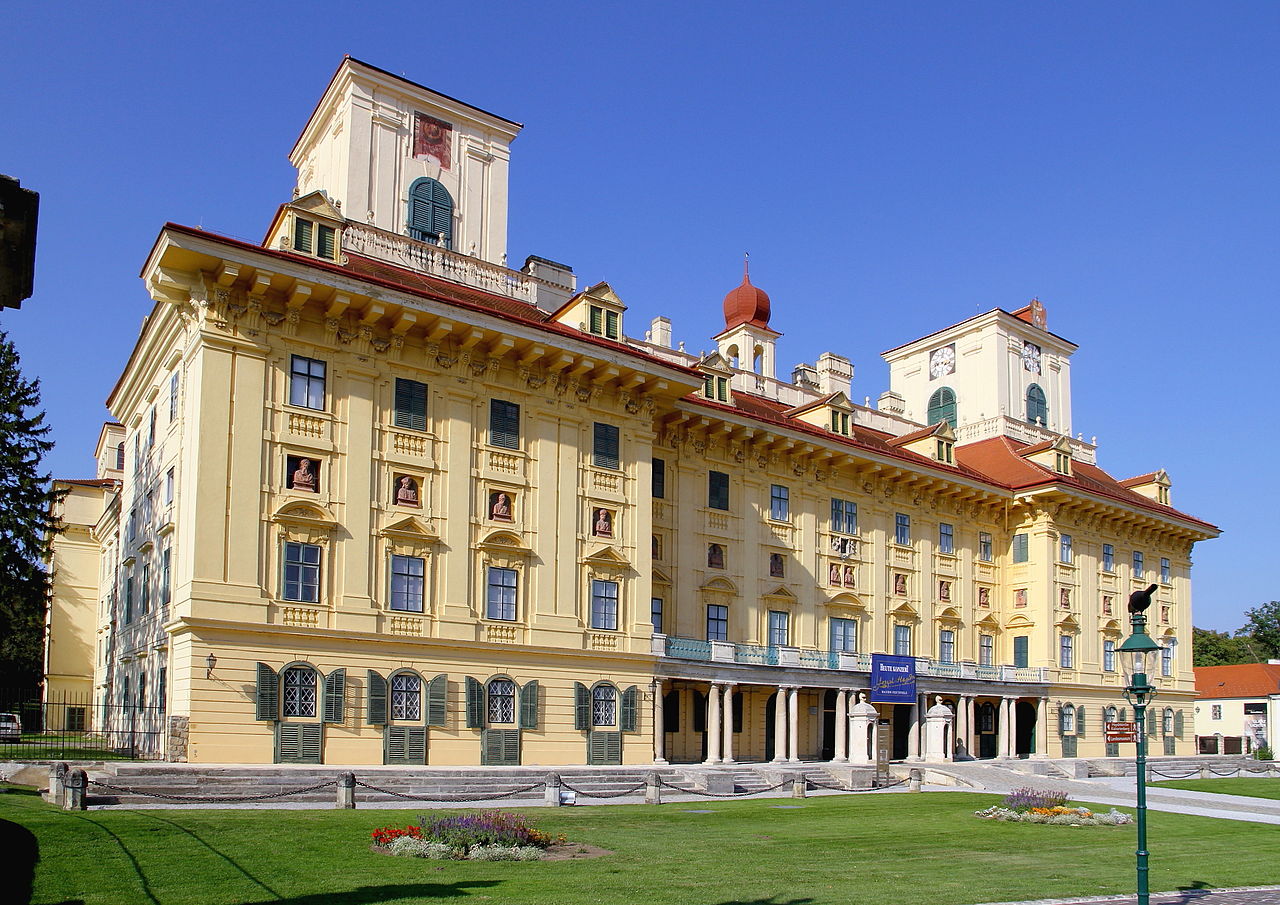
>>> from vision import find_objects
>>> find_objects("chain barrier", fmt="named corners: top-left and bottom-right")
top-left (87, 778), bottom-right (336, 803)
top-left (1149, 768), bottom-right (1200, 779)
top-left (557, 779), bottom-right (648, 799)
top-left (352, 779), bottom-right (545, 802)
top-left (655, 776), bottom-right (791, 798)
top-left (804, 776), bottom-right (908, 792)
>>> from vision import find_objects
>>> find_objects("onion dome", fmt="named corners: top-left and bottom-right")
top-left (722, 262), bottom-right (771, 331)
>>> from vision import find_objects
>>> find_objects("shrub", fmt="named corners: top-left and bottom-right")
top-left (468, 844), bottom-right (546, 862)
top-left (1000, 787), bottom-right (1072, 812)
top-left (417, 811), bottom-right (565, 850)
top-left (388, 837), bottom-right (458, 860)
top-left (975, 804), bottom-right (1133, 826)
top-left (1255, 745), bottom-right (1274, 762)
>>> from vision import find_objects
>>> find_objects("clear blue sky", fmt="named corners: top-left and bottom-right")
top-left (3, 2), bottom-right (1276, 632)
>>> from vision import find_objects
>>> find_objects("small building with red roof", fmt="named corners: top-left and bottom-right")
top-left (1194, 662), bottom-right (1280, 754)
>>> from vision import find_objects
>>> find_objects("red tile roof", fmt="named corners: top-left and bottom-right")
top-left (56, 478), bottom-right (117, 488)
top-left (1195, 663), bottom-right (1280, 699)
top-left (1119, 472), bottom-right (1159, 487)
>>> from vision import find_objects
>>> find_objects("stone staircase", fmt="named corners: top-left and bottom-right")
top-left (1084, 754), bottom-right (1268, 779)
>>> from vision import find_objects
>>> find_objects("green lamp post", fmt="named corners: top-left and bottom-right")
top-left (1119, 583), bottom-right (1161, 905)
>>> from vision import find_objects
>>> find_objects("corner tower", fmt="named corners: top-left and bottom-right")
top-left (289, 57), bottom-right (521, 266)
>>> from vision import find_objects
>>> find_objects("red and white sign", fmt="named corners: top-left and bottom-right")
top-left (1105, 721), bottom-right (1139, 743)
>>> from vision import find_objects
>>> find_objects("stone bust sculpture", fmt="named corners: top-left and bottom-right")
top-left (292, 458), bottom-right (316, 492)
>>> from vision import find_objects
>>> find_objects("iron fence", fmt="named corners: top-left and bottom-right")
top-left (0, 689), bottom-right (165, 761)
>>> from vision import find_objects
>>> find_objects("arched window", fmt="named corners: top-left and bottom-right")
top-left (487, 678), bottom-right (516, 724)
top-left (592, 684), bottom-right (617, 727)
top-left (1060, 703), bottom-right (1076, 734)
top-left (391, 672), bottom-right (422, 722)
top-left (1026, 384), bottom-right (1048, 426)
top-left (1105, 705), bottom-right (1118, 723)
top-left (1162, 707), bottom-right (1174, 737)
top-left (282, 665), bottom-right (318, 718)
top-left (407, 178), bottom-right (454, 248)
top-left (927, 387), bottom-right (957, 428)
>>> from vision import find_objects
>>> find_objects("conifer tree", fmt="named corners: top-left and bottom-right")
top-left (0, 329), bottom-right (61, 689)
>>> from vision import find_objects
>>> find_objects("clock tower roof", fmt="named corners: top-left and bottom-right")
top-left (722, 261), bottom-right (772, 331)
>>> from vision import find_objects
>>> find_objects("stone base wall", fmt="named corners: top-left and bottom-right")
top-left (168, 715), bottom-right (190, 762)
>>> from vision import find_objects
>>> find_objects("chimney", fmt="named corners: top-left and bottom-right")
top-left (878, 391), bottom-right (905, 415)
top-left (650, 316), bottom-right (672, 349)
top-left (816, 352), bottom-right (853, 397)
top-left (791, 363), bottom-right (819, 390)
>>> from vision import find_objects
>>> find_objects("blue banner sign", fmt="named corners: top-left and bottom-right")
top-left (870, 654), bottom-right (917, 704)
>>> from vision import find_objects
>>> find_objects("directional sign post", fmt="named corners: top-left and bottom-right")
top-left (1105, 721), bottom-right (1139, 744)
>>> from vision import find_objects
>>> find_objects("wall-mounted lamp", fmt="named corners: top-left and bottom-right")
top-left (205, 653), bottom-right (218, 679)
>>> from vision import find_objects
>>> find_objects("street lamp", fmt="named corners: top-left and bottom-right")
top-left (1120, 584), bottom-right (1160, 905)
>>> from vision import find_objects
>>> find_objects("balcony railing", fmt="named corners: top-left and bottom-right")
top-left (734, 643), bottom-right (778, 666)
top-left (342, 222), bottom-right (539, 304)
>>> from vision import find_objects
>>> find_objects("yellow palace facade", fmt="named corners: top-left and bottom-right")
top-left (47, 58), bottom-right (1217, 767)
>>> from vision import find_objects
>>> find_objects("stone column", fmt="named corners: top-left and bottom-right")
top-left (907, 694), bottom-right (921, 760)
top-left (997, 697), bottom-right (1010, 758)
top-left (772, 686), bottom-right (788, 762)
top-left (1007, 697), bottom-right (1020, 758)
top-left (786, 686), bottom-right (800, 763)
top-left (833, 688), bottom-right (849, 762)
top-left (653, 680), bottom-right (668, 764)
top-left (1034, 696), bottom-right (1050, 759)
top-left (705, 684), bottom-right (722, 764)
top-left (721, 684), bottom-right (736, 764)
top-left (957, 695), bottom-right (970, 759)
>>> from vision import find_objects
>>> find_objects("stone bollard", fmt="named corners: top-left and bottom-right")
top-left (645, 771), bottom-right (662, 805)
top-left (1199, 766), bottom-right (1209, 780)
top-left (908, 768), bottom-right (922, 792)
top-left (791, 773), bottom-right (807, 799)
top-left (336, 772), bottom-right (355, 809)
top-left (544, 773), bottom-right (562, 807)
top-left (64, 769), bottom-right (87, 810)
top-left (48, 762), bottom-right (68, 807)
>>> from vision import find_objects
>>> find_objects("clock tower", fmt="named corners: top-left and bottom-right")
top-left (881, 299), bottom-right (1077, 438)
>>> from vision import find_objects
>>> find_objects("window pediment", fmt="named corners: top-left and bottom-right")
top-left (824, 592), bottom-right (865, 609)
top-left (936, 606), bottom-right (962, 624)
top-left (889, 601), bottom-right (919, 619)
top-left (272, 501), bottom-right (337, 527)
top-left (1056, 612), bottom-right (1080, 628)
top-left (582, 545), bottom-right (629, 569)
top-left (652, 566), bottom-right (672, 585)
top-left (1005, 614), bottom-right (1035, 630)
top-left (699, 576), bottom-right (737, 595)
top-left (477, 530), bottom-right (529, 553)
top-left (975, 613), bottom-right (1002, 632)
top-left (761, 584), bottom-right (797, 603)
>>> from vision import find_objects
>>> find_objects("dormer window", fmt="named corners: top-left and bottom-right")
top-left (1055, 451), bottom-right (1071, 475)
top-left (936, 439), bottom-right (954, 464)
top-left (703, 375), bottom-right (729, 402)
top-left (1158, 486), bottom-right (1170, 505)
top-left (830, 410), bottom-right (850, 436)
top-left (293, 217), bottom-right (337, 260)
top-left (589, 305), bottom-right (620, 340)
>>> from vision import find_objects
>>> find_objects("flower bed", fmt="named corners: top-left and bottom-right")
top-left (974, 787), bottom-right (1133, 826)
top-left (371, 811), bottom-right (567, 862)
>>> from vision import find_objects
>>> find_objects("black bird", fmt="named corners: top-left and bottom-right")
top-left (1127, 584), bottom-right (1158, 614)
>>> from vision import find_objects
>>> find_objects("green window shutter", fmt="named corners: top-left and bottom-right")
top-left (277, 723), bottom-right (301, 761)
top-left (588, 730), bottom-right (622, 765)
top-left (430, 181), bottom-right (453, 246)
top-left (1119, 707), bottom-right (1127, 722)
top-left (605, 310), bottom-right (619, 340)
top-left (1174, 710), bottom-right (1185, 738)
top-left (366, 670), bottom-right (388, 726)
top-left (301, 724), bottom-right (322, 763)
top-left (589, 306), bottom-right (603, 334)
top-left (620, 686), bottom-right (638, 732)
top-left (574, 682), bottom-right (591, 730)
top-left (394, 379), bottom-right (428, 432)
top-left (316, 224), bottom-right (336, 260)
top-left (1076, 706), bottom-right (1086, 738)
top-left (503, 728), bottom-right (520, 765)
top-left (489, 400), bottom-right (520, 449)
top-left (385, 726), bottom-right (427, 765)
top-left (426, 674), bottom-right (448, 727)
top-left (466, 676), bottom-right (484, 729)
top-left (323, 669), bottom-right (346, 724)
top-left (385, 726), bottom-right (408, 763)
top-left (652, 457), bottom-right (665, 498)
top-left (482, 728), bottom-right (519, 765)
top-left (407, 726), bottom-right (427, 763)
top-left (588, 729), bottom-right (606, 765)
top-left (256, 663), bottom-right (279, 721)
top-left (519, 680), bottom-right (539, 729)
top-left (607, 730), bottom-right (622, 764)
top-left (1148, 713), bottom-right (1157, 736)
top-left (293, 218), bottom-right (313, 253)
top-left (1056, 705), bottom-right (1065, 736)
top-left (593, 422), bottom-right (619, 469)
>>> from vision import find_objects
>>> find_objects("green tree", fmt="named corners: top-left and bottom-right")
top-left (1241, 600), bottom-right (1280, 660)
top-left (0, 329), bottom-right (61, 689)
top-left (1192, 626), bottom-right (1260, 667)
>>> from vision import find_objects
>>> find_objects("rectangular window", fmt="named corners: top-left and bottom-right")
top-left (895, 513), bottom-right (911, 546)
top-left (1211, 704), bottom-right (1222, 720)
top-left (1013, 635), bottom-right (1029, 668)
top-left (486, 567), bottom-right (517, 621)
top-left (1160, 557), bottom-right (1170, 583)
top-left (393, 378), bottom-right (428, 431)
top-left (939, 629), bottom-right (956, 664)
top-left (706, 604), bottom-right (728, 641)
top-left (938, 523), bottom-right (954, 555)
top-left (893, 624), bottom-right (912, 656)
top-left (1102, 544), bottom-right (1114, 572)
top-left (390, 554), bottom-right (425, 612)
top-left (1103, 639), bottom-right (1116, 672)
top-left (605, 309), bottom-right (620, 340)
top-left (147, 407), bottom-right (156, 448)
top-left (768, 610), bottom-right (789, 647)
top-left (708, 470), bottom-right (730, 511)
top-left (140, 562), bottom-right (150, 614)
top-left (293, 217), bottom-right (314, 253)
top-left (979, 532), bottom-right (993, 562)
top-left (593, 422), bottom-right (620, 470)
top-left (830, 498), bottom-right (857, 534)
top-left (283, 542), bottom-right (321, 603)
top-left (650, 597), bottom-right (663, 634)
top-left (652, 458), bottom-right (666, 498)
top-left (160, 546), bottom-right (171, 606)
top-left (1060, 534), bottom-right (1073, 564)
top-left (124, 575), bottom-right (134, 624)
top-left (1161, 642), bottom-right (1174, 677)
top-left (770, 484), bottom-right (789, 521)
top-left (591, 579), bottom-right (619, 631)
top-left (1059, 634), bottom-right (1074, 669)
top-left (589, 305), bottom-right (603, 335)
top-left (489, 399), bottom-right (520, 449)
top-left (1133, 551), bottom-right (1144, 578)
top-left (830, 617), bottom-right (858, 653)
top-left (169, 373), bottom-right (179, 420)
top-left (289, 355), bottom-right (326, 410)
top-left (1012, 533), bottom-right (1029, 563)
top-left (979, 634), bottom-right (993, 667)
top-left (164, 467), bottom-right (174, 506)
top-left (316, 224), bottom-right (336, 260)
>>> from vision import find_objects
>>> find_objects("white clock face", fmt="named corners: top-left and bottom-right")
top-left (1022, 341), bottom-right (1042, 374)
top-left (929, 345), bottom-right (956, 379)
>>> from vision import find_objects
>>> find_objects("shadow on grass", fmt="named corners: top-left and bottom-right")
top-left (0, 817), bottom-right (38, 905)
top-left (710, 899), bottom-right (815, 905)
top-left (1172, 881), bottom-right (1216, 902)
top-left (238, 881), bottom-right (502, 904)
top-left (132, 811), bottom-right (282, 901)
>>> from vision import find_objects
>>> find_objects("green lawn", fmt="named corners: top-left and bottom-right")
top-left (3, 784), bottom-right (1279, 905)
top-left (1152, 776), bottom-right (1280, 800)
